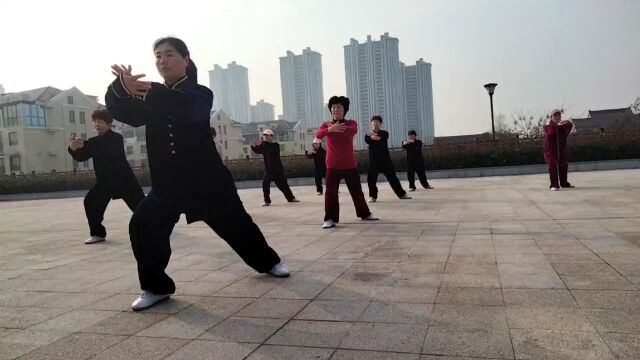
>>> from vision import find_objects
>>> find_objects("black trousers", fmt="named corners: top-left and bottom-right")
top-left (84, 185), bottom-right (144, 238)
top-left (407, 162), bottom-right (430, 189)
top-left (367, 165), bottom-right (407, 199)
top-left (129, 195), bottom-right (282, 295)
top-left (315, 169), bottom-right (326, 194)
top-left (263, 172), bottom-right (295, 203)
top-left (548, 164), bottom-right (570, 188)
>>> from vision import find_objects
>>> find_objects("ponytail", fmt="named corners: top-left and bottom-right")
top-left (186, 58), bottom-right (198, 83)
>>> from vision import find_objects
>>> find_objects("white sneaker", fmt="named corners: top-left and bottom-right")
top-left (269, 263), bottom-right (290, 277)
top-left (262, 202), bottom-right (271, 206)
top-left (322, 220), bottom-right (336, 229)
top-left (85, 236), bottom-right (106, 244)
top-left (316, 192), bottom-right (323, 195)
top-left (400, 194), bottom-right (412, 199)
top-left (549, 187), bottom-right (558, 191)
top-left (368, 197), bottom-right (377, 203)
top-left (408, 188), bottom-right (416, 192)
top-left (131, 290), bottom-right (170, 312)
top-left (362, 214), bottom-right (379, 221)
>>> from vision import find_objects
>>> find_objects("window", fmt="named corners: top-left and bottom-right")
top-left (126, 146), bottom-right (134, 155)
top-left (2, 104), bottom-right (20, 127)
top-left (73, 160), bottom-right (79, 169)
top-left (83, 160), bottom-right (89, 168)
top-left (243, 147), bottom-right (247, 154)
top-left (79, 112), bottom-right (86, 124)
top-left (224, 140), bottom-right (228, 149)
top-left (0, 159), bottom-right (5, 175)
top-left (21, 104), bottom-right (46, 127)
top-left (141, 159), bottom-right (147, 167)
top-left (81, 133), bottom-right (87, 140)
top-left (135, 126), bottom-right (146, 141)
top-left (0, 132), bottom-right (3, 151)
top-left (280, 144), bottom-right (285, 152)
top-left (69, 110), bottom-right (75, 123)
top-left (223, 126), bottom-right (227, 135)
top-left (9, 132), bottom-right (18, 146)
top-left (67, 96), bottom-right (74, 104)
top-left (9, 155), bottom-right (20, 172)
top-left (140, 145), bottom-right (147, 154)
top-left (122, 128), bottom-right (135, 138)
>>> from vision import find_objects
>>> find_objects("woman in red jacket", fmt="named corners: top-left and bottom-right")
top-left (544, 109), bottom-right (574, 191)
top-left (315, 96), bottom-right (379, 228)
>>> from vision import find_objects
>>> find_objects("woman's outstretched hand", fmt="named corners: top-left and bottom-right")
top-left (111, 64), bottom-right (151, 97)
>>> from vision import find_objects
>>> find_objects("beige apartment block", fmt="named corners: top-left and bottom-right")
top-left (0, 86), bottom-right (101, 175)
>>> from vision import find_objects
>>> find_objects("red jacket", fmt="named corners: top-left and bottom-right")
top-left (315, 119), bottom-right (358, 169)
top-left (544, 121), bottom-right (573, 166)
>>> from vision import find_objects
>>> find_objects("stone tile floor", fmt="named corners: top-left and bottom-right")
top-left (1, 169), bottom-right (640, 359)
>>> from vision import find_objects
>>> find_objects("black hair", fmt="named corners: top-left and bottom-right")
top-left (92, 109), bottom-right (113, 124)
top-left (153, 37), bottom-right (198, 83)
top-left (371, 115), bottom-right (383, 123)
top-left (327, 96), bottom-right (350, 115)
top-left (408, 130), bottom-right (417, 136)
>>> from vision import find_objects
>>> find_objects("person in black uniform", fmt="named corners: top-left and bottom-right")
top-left (402, 130), bottom-right (433, 191)
top-left (365, 115), bottom-right (411, 202)
top-left (251, 129), bottom-right (299, 206)
top-left (305, 138), bottom-right (327, 195)
top-left (105, 37), bottom-right (289, 312)
top-left (68, 109), bottom-right (144, 244)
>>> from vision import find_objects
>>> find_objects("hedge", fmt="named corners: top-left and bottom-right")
top-left (1, 130), bottom-right (639, 194)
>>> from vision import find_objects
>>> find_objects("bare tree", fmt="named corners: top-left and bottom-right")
top-left (495, 113), bottom-right (510, 133)
top-left (631, 97), bottom-right (640, 114)
top-left (511, 110), bottom-right (549, 138)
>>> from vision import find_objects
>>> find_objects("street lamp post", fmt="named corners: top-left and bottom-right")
top-left (484, 83), bottom-right (498, 141)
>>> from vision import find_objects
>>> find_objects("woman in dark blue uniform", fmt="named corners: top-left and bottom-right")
top-left (105, 37), bottom-right (289, 311)
top-left (68, 109), bottom-right (144, 244)
top-left (305, 138), bottom-right (327, 195)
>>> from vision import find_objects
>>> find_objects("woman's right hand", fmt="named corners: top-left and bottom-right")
top-left (111, 64), bottom-right (151, 97)
top-left (328, 122), bottom-right (346, 133)
top-left (69, 138), bottom-right (84, 151)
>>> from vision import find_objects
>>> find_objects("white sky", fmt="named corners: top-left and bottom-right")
top-left (1, 0), bottom-right (639, 135)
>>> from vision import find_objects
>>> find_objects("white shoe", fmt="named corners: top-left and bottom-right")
top-left (316, 192), bottom-right (323, 196)
top-left (400, 194), bottom-right (412, 199)
top-left (262, 202), bottom-right (271, 206)
top-left (322, 220), bottom-right (336, 229)
top-left (408, 188), bottom-right (416, 192)
top-left (368, 197), bottom-right (377, 203)
top-left (549, 187), bottom-right (558, 191)
top-left (131, 290), bottom-right (170, 312)
top-left (362, 214), bottom-right (379, 221)
top-left (269, 263), bottom-right (290, 277)
top-left (85, 236), bottom-right (105, 244)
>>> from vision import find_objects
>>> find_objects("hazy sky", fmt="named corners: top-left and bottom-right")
top-left (2, 0), bottom-right (638, 135)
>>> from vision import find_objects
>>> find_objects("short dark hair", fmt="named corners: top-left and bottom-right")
top-left (408, 130), bottom-right (417, 136)
top-left (371, 115), bottom-right (383, 123)
top-left (327, 96), bottom-right (350, 114)
top-left (91, 109), bottom-right (113, 124)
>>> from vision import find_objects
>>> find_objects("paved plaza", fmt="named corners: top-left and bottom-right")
top-left (1, 169), bottom-right (640, 359)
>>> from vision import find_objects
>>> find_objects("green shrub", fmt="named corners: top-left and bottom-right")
top-left (2, 130), bottom-right (639, 194)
